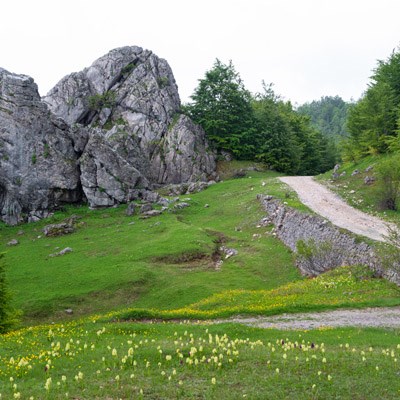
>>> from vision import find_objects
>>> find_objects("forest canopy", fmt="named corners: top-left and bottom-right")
top-left (342, 48), bottom-right (400, 161)
top-left (184, 60), bottom-right (337, 175)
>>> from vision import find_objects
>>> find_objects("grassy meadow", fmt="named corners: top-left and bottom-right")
top-left (1, 321), bottom-right (400, 399)
top-left (1, 161), bottom-right (400, 398)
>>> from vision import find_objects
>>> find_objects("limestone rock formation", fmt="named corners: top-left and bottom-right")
top-left (0, 46), bottom-right (216, 224)
top-left (44, 46), bottom-right (216, 204)
top-left (0, 68), bottom-right (81, 225)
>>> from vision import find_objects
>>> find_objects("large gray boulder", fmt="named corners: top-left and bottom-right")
top-left (44, 46), bottom-right (216, 191)
top-left (0, 46), bottom-right (216, 224)
top-left (0, 68), bottom-right (81, 225)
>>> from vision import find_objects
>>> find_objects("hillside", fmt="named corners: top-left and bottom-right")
top-left (2, 46), bottom-right (400, 400)
top-left (1, 163), bottom-right (400, 398)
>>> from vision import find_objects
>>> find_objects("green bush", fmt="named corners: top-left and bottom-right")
top-left (376, 156), bottom-right (400, 210)
top-left (88, 91), bottom-right (116, 111)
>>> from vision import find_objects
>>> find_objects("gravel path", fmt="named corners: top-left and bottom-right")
top-left (279, 176), bottom-right (391, 242)
top-left (223, 307), bottom-right (400, 330)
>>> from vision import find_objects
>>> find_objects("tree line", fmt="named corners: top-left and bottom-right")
top-left (343, 48), bottom-right (400, 160)
top-left (184, 60), bottom-right (337, 175)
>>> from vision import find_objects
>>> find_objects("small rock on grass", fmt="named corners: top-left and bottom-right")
top-left (174, 202), bottom-right (190, 210)
top-left (126, 202), bottom-right (136, 216)
top-left (7, 239), bottom-right (19, 246)
top-left (49, 247), bottom-right (73, 257)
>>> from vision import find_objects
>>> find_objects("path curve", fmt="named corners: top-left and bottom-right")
top-left (222, 307), bottom-right (400, 330)
top-left (279, 176), bottom-right (391, 242)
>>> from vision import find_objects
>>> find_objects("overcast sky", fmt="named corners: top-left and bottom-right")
top-left (1, 0), bottom-right (399, 105)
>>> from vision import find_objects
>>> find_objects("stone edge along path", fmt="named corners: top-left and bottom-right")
top-left (279, 176), bottom-right (392, 242)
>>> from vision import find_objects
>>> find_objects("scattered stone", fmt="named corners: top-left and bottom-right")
top-left (126, 202), bottom-right (136, 216)
top-left (43, 223), bottom-right (74, 237)
top-left (64, 308), bottom-right (73, 315)
top-left (332, 164), bottom-right (341, 179)
top-left (49, 247), bottom-right (73, 257)
top-left (349, 190), bottom-right (356, 194)
top-left (220, 246), bottom-right (238, 259)
top-left (204, 204), bottom-right (210, 208)
top-left (220, 150), bottom-right (233, 161)
top-left (17, 230), bottom-right (25, 236)
top-left (258, 217), bottom-right (271, 227)
top-left (7, 239), bottom-right (19, 246)
top-left (340, 172), bottom-right (346, 177)
top-left (141, 191), bottom-right (160, 203)
top-left (365, 165), bottom-right (374, 172)
top-left (351, 169), bottom-right (360, 176)
top-left (64, 215), bottom-right (82, 225)
top-left (364, 176), bottom-right (375, 185)
top-left (187, 182), bottom-right (208, 194)
top-left (140, 210), bottom-right (162, 218)
top-left (166, 181), bottom-right (214, 196)
top-left (174, 202), bottom-right (190, 210)
top-left (140, 203), bottom-right (153, 214)
top-left (157, 198), bottom-right (170, 208)
top-left (252, 234), bottom-right (262, 240)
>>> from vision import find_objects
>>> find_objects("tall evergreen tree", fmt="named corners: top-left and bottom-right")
top-left (184, 59), bottom-right (255, 159)
top-left (344, 48), bottom-right (400, 159)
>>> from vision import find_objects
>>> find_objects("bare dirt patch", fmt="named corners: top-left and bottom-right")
top-left (222, 307), bottom-right (400, 330)
top-left (279, 176), bottom-right (392, 242)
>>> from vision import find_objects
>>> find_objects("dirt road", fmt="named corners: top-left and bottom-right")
top-left (223, 307), bottom-right (400, 330)
top-left (279, 176), bottom-right (391, 242)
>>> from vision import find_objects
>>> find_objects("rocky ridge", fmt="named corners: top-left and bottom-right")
top-left (0, 46), bottom-right (216, 224)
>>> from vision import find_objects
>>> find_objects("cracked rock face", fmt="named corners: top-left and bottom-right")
top-left (44, 46), bottom-right (216, 202)
top-left (0, 46), bottom-right (216, 224)
top-left (0, 68), bottom-right (81, 225)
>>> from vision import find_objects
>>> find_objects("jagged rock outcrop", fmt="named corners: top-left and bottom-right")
top-left (44, 46), bottom-right (216, 205)
top-left (0, 46), bottom-right (216, 224)
top-left (0, 68), bottom-right (81, 225)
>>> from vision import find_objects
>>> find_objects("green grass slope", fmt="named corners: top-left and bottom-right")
top-left (1, 164), bottom-right (300, 324)
top-left (2, 161), bottom-right (400, 399)
top-left (1, 161), bottom-right (400, 327)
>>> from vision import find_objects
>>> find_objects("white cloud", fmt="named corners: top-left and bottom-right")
top-left (1, 0), bottom-right (399, 104)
